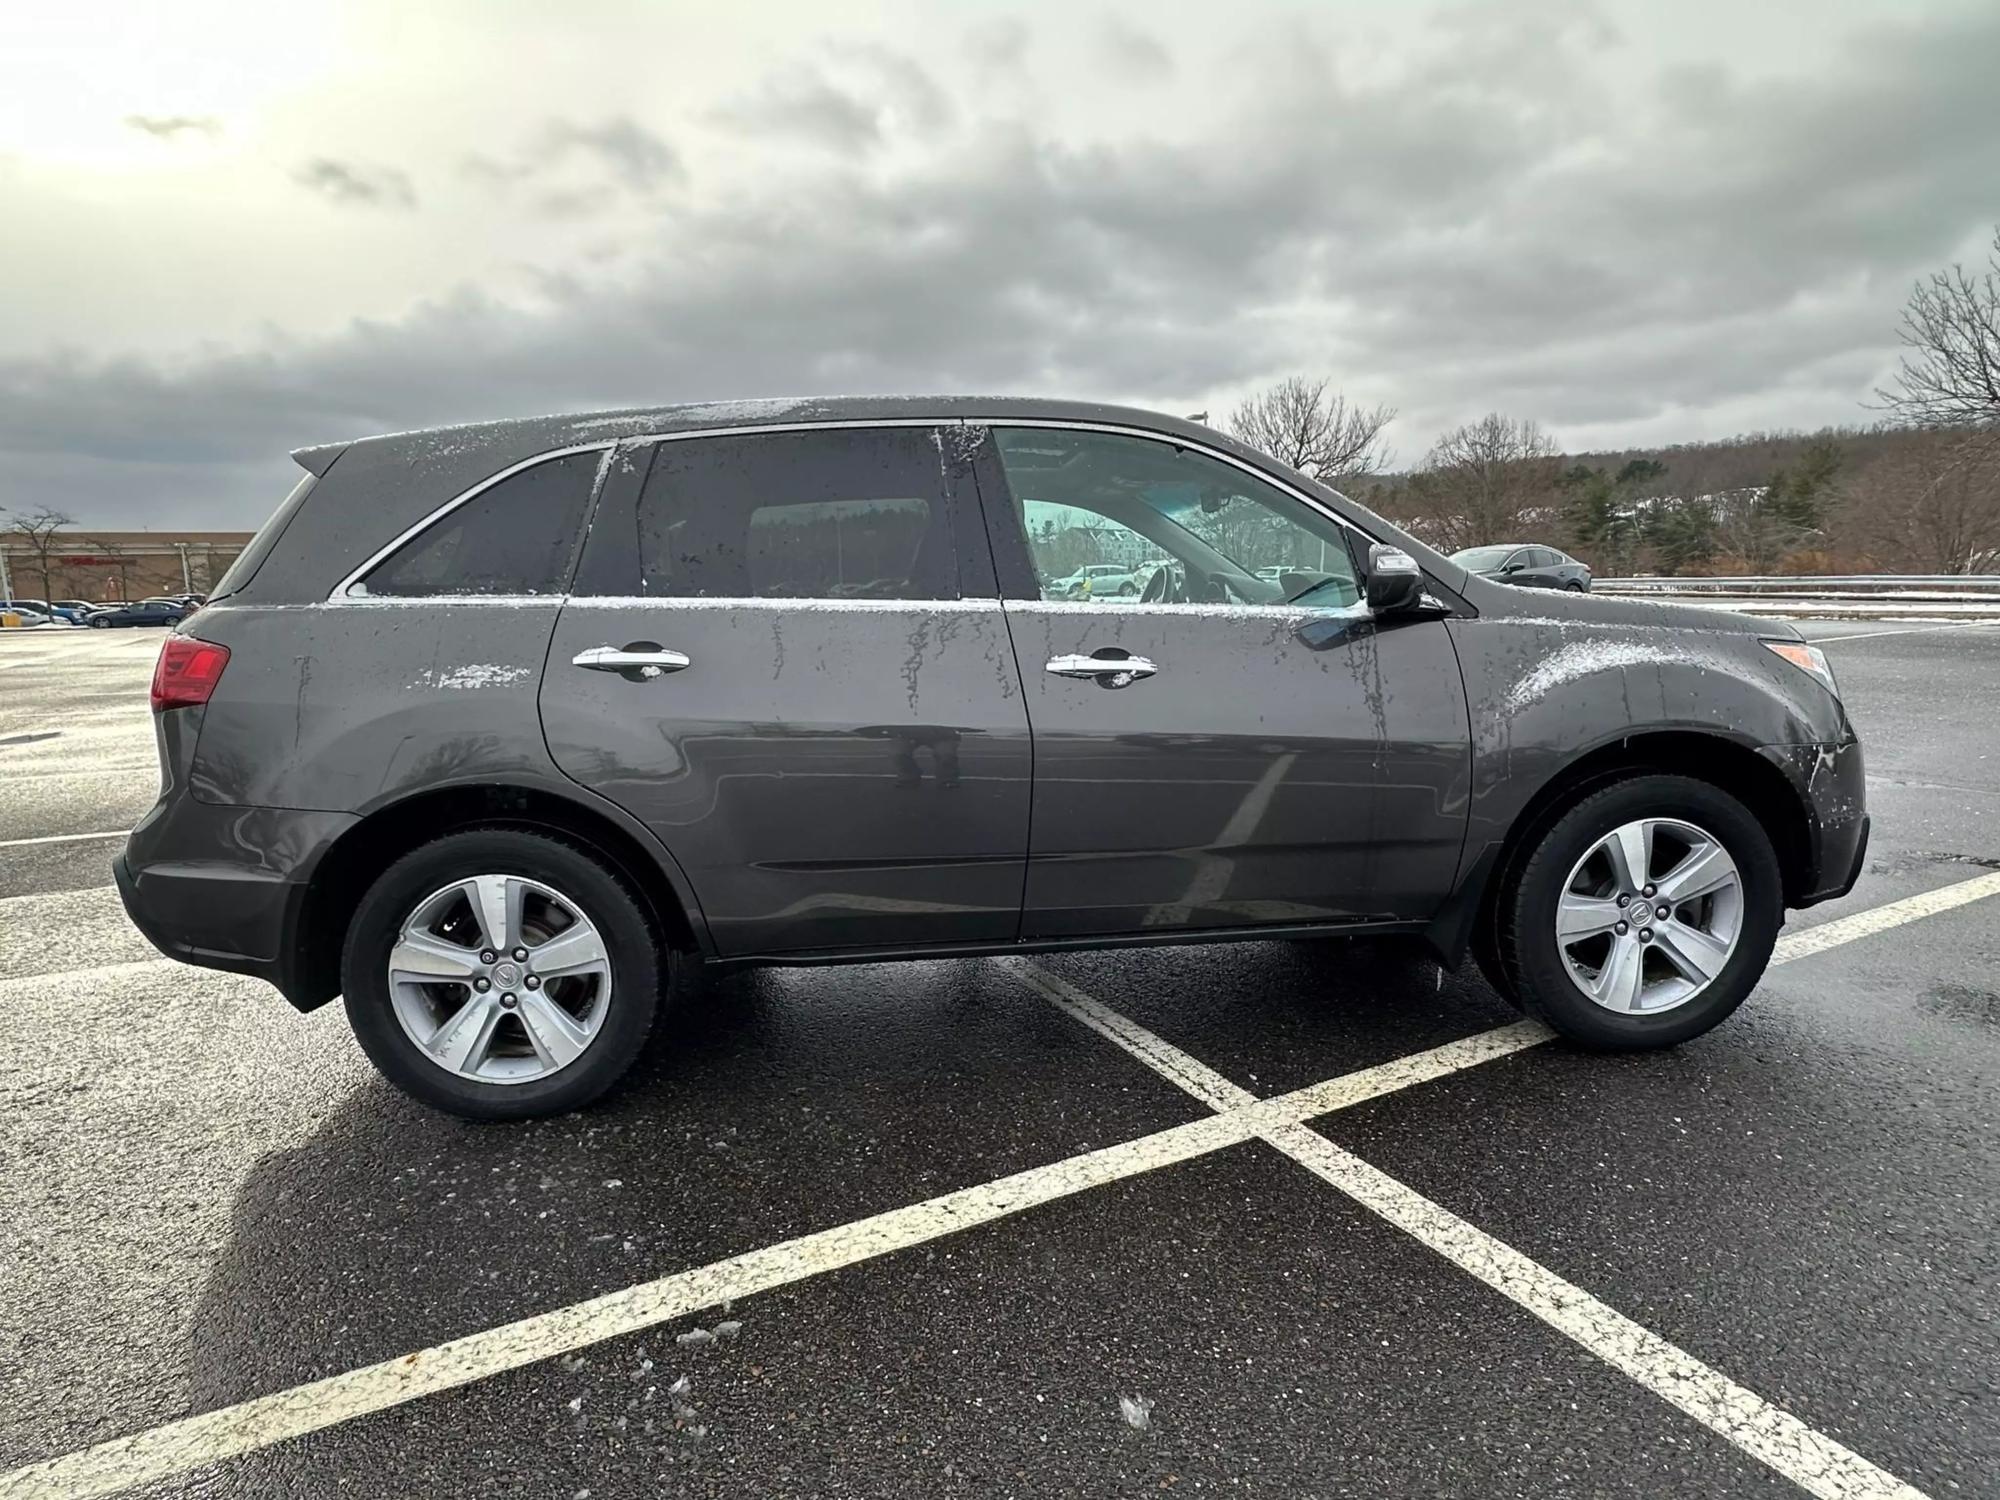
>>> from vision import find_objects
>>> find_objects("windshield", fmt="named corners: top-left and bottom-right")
top-left (1451, 546), bottom-right (1518, 568)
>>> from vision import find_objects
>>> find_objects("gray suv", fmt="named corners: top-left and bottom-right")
top-left (118, 398), bottom-right (1868, 1119)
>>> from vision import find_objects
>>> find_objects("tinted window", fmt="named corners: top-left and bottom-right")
top-left (994, 428), bottom-right (1361, 608)
top-left (632, 429), bottom-right (956, 600)
top-left (357, 452), bottom-right (600, 597)
top-left (210, 473), bottom-right (315, 602)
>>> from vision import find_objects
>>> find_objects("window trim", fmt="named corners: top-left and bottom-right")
top-left (977, 423), bottom-right (1371, 607)
top-left (327, 444), bottom-right (616, 603)
top-left (323, 417), bottom-right (1386, 605)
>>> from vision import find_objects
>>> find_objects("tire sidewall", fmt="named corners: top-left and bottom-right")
top-left (1507, 775), bottom-right (1781, 1048)
top-left (342, 829), bottom-right (661, 1120)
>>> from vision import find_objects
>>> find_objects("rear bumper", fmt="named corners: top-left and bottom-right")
top-left (118, 796), bottom-right (355, 1010)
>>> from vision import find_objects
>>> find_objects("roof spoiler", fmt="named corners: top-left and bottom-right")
top-left (291, 441), bottom-right (348, 476)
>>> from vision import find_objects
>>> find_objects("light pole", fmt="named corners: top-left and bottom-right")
top-left (176, 542), bottom-right (193, 594)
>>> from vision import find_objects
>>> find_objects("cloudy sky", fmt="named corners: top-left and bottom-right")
top-left (3, 0), bottom-right (1998, 528)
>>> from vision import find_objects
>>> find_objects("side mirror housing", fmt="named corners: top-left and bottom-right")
top-left (1501, 559), bottom-right (1524, 574)
top-left (1365, 545), bottom-right (1425, 614)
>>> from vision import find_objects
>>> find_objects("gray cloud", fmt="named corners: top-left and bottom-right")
top-left (714, 47), bottom-right (955, 153)
top-left (463, 116), bottom-right (683, 197)
top-left (1098, 17), bottom-right (1173, 80)
top-left (292, 158), bottom-right (417, 210)
top-left (124, 114), bottom-right (220, 140)
top-left (11, 6), bottom-right (2000, 527)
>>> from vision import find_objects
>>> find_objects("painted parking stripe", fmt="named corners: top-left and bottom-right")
top-left (1268, 1125), bottom-right (1926, 1500)
top-left (0, 829), bottom-right (129, 848)
top-left (4, 874), bottom-right (1990, 1498)
top-left (0, 1027), bottom-right (1550, 1499)
top-left (1012, 867), bottom-right (2000, 1500)
top-left (1772, 869), bottom-right (2000, 963)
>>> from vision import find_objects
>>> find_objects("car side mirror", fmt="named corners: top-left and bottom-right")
top-left (1365, 545), bottom-right (1424, 614)
top-left (1501, 559), bottom-right (1524, 574)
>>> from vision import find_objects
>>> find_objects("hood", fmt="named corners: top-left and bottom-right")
top-left (1460, 573), bottom-right (1800, 638)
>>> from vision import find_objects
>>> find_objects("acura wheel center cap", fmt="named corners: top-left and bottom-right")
top-left (492, 960), bottom-right (522, 988)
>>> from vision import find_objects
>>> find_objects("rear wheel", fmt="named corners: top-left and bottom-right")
top-left (1497, 775), bottom-right (1780, 1049)
top-left (90, 616), bottom-right (109, 628)
top-left (342, 828), bottom-right (664, 1119)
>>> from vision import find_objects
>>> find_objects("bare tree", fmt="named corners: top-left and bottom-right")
top-left (1404, 414), bottom-right (1561, 550)
top-left (1, 506), bottom-right (78, 605)
top-left (1879, 228), bottom-right (2000, 429)
top-left (1228, 376), bottom-right (1396, 482)
top-left (1842, 432), bottom-right (2000, 573)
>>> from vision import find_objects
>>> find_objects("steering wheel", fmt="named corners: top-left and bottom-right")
top-left (1141, 565), bottom-right (1171, 604)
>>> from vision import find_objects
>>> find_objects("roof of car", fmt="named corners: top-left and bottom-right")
top-left (290, 396), bottom-right (1238, 477)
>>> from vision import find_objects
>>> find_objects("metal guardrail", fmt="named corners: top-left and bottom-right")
top-left (1588, 574), bottom-right (2000, 620)
top-left (1595, 574), bottom-right (2000, 595)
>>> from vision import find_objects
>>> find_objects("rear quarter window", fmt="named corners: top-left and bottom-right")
top-left (354, 451), bottom-right (602, 598)
top-left (208, 473), bottom-right (316, 602)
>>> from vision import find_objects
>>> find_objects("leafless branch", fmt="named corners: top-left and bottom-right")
top-left (1227, 376), bottom-right (1396, 483)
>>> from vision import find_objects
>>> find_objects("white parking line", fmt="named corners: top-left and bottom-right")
top-left (1772, 869), bottom-right (2000, 962)
top-left (0, 830), bottom-right (129, 848)
top-left (0, 1026), bottom-right (1550, 1500)
top-left (5, 872), bottom-right (1989, 1499)
top-left (1807, 622), bottom-right (2000, 645)
top-left (1013, 865), bottom-right (2000, 1500)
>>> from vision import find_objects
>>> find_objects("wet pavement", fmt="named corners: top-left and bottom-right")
top-left (2, 620), bottom-right (1997, 1498)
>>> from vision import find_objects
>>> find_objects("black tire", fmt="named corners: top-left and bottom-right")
top-left (1497, 774), bottom-right (1781, 1049)
top-left (1565, 581), bottom-right (1586, 592)
top-left (90, 616), bottom-right (109, 628)
top-left (342, 827), bottom-right (665, 1120)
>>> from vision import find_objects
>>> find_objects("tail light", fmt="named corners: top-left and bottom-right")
top-left (151, 636), bottom-right (231, 712)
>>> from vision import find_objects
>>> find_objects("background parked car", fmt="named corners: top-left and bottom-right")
top-left (3, 597), bottom-right (84, 624)
top-left (1, 602), bottom-right (65, 627)
top-left (1048, 563), bottom-right (1142, 599)
top-left (1450, 544), bottom-right (1593, 591)
top-left (83, 598), bottom-right (190, 628)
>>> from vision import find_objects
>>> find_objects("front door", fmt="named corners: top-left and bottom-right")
top-left (975, 425), bottom-right (1471, 938)
top-left (541, 425), bottom-right (1031, 957)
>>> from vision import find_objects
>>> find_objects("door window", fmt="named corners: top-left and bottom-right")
top-left (356, 451), bottom-right (600, 597)
top-left (633, 429), bottom-right (958, 600)
top-left (992, 429), bottom-right (1361, 607)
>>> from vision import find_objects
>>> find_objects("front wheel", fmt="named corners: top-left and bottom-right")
top-left (342, 828), bottom-right (665, 1119)
top-left (1496, 775), bottom-right (1781, 1049)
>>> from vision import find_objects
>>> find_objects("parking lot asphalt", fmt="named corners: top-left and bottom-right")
top-left (2, 619), bottom-right (1997, 1498)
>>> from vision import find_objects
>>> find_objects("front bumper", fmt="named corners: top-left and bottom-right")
top-left (1759, 734), bottom-right (1868, 907)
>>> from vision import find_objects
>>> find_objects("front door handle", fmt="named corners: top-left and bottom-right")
top-left (573, 644), bottom-right (691, 678)
top-left (1045, 652), bottom-right (1158, 688)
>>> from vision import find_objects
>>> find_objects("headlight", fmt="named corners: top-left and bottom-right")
top-left (1763, 639), bottom-right (1839, 698)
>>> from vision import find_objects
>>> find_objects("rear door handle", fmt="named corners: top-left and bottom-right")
top-left (573, 644), bottom-right (691, 678)
top-left (1045, 653), bottom-right (1157, 688)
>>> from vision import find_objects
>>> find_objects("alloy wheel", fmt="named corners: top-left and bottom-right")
top-left (387, 874), bottom-right (612, 1083)
top-left (1556, 817), bottom-right (1744, 1015)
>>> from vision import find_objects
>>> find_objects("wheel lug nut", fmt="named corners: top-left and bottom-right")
top-left (1616, 894), bottom-right (1631, 908)
top-left (525, 974), bottom-right (541, 989)
top-left (1656, 904), bottom-right (1671, 920)
top-left (1639, 928), bottom-right (1654, 943)
top-left (473, 977), bottom-right (490, 992)
top-left (512, 947), bottom-right (528, 962)
top-left (479, 950), bottom-right (496, 964)
top-left (1614, 921), bottom-right (1628, 935)
top-left (1641, 884), bottom-right (1656, 898)
top-left (500, 993), bottom-right (517, 1009)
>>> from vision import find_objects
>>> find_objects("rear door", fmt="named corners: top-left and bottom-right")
top-left (541, 424), bottom-right (1032, 957)
top-left (975, 425), bottom-right (1471, 938)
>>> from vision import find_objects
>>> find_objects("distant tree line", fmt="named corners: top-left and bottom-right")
top-left (1226, 228), bottom-right (2000, 575)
